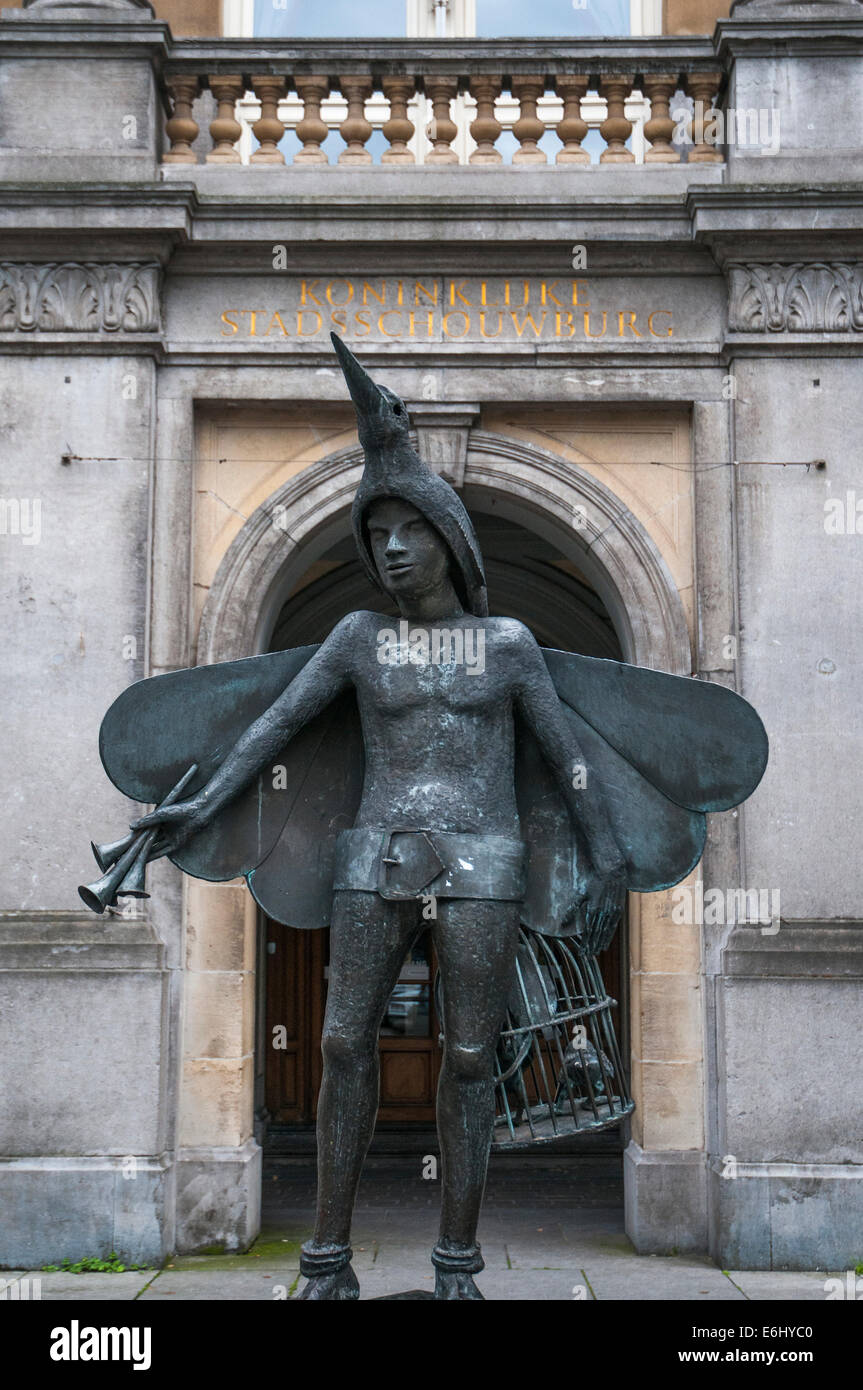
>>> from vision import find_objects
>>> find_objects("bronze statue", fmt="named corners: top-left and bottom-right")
top-left (80, 333), bottom-right (768, 1299)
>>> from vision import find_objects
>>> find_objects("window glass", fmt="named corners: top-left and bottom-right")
top-left (476, 0), bottom-right (630, 37)
top-left (253, 0), bottom-right (406, 37)
top-left (379, 936), bottom-right (432, 1038)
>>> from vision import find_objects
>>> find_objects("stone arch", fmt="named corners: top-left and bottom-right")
top-left (198, 432), bottom-right (691, 676)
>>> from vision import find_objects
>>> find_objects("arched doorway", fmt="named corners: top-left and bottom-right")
top-left (189, 427), bottom-right (696, 1244)
top-left (260, 507), bottom-right (627, 1140)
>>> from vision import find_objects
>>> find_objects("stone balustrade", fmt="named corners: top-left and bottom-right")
top-left (162, 39), bottom-right (725, 167)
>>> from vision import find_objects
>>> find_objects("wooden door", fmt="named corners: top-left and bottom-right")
top-left (265, 917), bottom-right (623, 1129)
top-left (265, 919), bottom-right (442, 1126)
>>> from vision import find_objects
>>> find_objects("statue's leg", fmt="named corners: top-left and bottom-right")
top-left (431, 898), bottom-right (520, 1301)
top-left (298, 890), bottom-right (419, 1301)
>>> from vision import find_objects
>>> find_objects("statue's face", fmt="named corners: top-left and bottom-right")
top-left (366, 497), bottom-right (452, 600)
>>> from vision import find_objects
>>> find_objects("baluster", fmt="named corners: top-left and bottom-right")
top-left (294, 76), bottom-right (330, 164)
top-left (424, 78), bottom-right (459, 163)
top-left (599, 74), bottom-right (635, 163)
top-left (250, 76), bottom-right (286, 164)
top-left (555, 76), bottom-right (589, 165)
top-left (686, 72), bottom-right (724, 163)
top-left (206, 75), bottom-right (243, 163)
top-left (469, 74), bottom-right (502, 164)
top-left (338, 78), bottom-right (373, 164)
top-left (381, 77), bottom-right (415, 164)
top-left (643, 73), bottom-right (681, 163)
top-left (511, 76), bottom-right (547, 164)
top-left (164, 76), bottom-right (200, 164)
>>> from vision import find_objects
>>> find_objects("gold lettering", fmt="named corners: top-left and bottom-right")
top-left (330, 310), bottom-right (348, 334)
top-left (414, 280), bottom-right (438, 306)
top-left (396, 279), bottom-right (404, 307)
top-left (479, 310), bottom-right (503, 338)
top-left (571, 281), bottom-right (589, 307)
top-left (481, 281), bottom-right (501, 307)
top-left (326, 279), bottom-right (354, 307)
top-left (510, 310), bottom-right (546, 338)
top-left (555, 310), bottom-right (577, 339)
top-left (378, 310), bottom-right (402, 337)
top-left (296, 309), bottom-right (322, 336)
top-left (407, 310), bottom-right (435, 337)
top-left (541, 281), bottom-right (563, 307)
top-left (248, 310), bottom-right (259, 336)
top-left (617, 310), bottom-right (642, 338)
top-left (648, 310), bottom-right (673, 338)
top-left (442, 311), bottom-right (470, 339)
top-left (504, 280), bottom-right (530, 307)
top-left (363, 280), bottom-right (386, 306)
top-left (220, 310), bottom-right (239, 336)
top-left (264, 311), bottom-right (289, 337)
top-left (583, 310), bottom-right (607, 338)
top-left (301, 280), bottom-right (323, 306)
top-left (449, 279), bottom-right (471, 307)
top-left (354, 310), bottom-right (371, 336)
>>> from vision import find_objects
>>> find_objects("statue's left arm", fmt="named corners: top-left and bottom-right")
top-left (510, 623), bottom-right (627, 952)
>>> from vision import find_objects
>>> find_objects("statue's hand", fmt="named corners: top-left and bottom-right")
top-left (131, 795), bottom-right (212, 857)
top-left (574, 860), bottom-right (627, 956)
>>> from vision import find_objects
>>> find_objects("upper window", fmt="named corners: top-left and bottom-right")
top-left (252, 0), bottom-right (406, 35)
top-left (245, 0), bottom-right (642, 39)
top-left (475, 0), bottom-right (630, 36)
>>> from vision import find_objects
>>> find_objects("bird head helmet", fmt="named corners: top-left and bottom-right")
top-left (331, 331), bottom-right (488, 617)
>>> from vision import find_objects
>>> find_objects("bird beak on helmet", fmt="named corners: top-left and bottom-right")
top-left (330, 331), bottom-right (387, 424)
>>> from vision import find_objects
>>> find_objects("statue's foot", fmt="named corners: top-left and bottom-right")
top-left (297, 1263), bottom-right (360, 1300)
top-left (434, 1269), bottom-right (485, 1300)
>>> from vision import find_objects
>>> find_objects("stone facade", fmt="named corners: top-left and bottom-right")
top-left (1, 0), bottom-right (861, 1272)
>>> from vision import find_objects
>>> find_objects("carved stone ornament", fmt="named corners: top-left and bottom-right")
top-left (727, 262), bottom-right (863, 333)
top-left (0, 262), bottom-right (162, 333)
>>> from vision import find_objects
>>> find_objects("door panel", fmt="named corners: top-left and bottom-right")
top-left (265, 919), bottom-right (441, 1125)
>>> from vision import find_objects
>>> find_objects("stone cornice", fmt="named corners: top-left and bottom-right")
top-left (0, 16), bottom-right (171, 60)
top-left (163, 35), bottom-right (721, 80)
top-left (687, 185), bottom-right (863, 261)
top-left (1, 182), bottom-right (862, 267)
top-left (715, 14), bottom-right (863, 59)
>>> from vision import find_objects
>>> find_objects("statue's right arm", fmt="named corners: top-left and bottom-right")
top-left (131, 614), bottom-right (358, 850)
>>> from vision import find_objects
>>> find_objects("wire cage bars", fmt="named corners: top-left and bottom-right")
top-left (438, 925), bottom-right (632, 1149)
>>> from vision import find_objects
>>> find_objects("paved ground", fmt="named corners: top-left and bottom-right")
top-left (2, 1164), bottom-right (836, 1302)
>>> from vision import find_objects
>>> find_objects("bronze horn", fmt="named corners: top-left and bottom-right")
top-left (113, 828), bottom-right (159, 899)
top-left (79, 763), bottom-right (199, 913)
top-left (78, 831), bottom-right (152, 914)
top-left (91, 831), bottom-right (137, 873)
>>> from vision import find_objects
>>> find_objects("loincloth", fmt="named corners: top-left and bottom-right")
top-left (333, 827), bottom-right (527, 902)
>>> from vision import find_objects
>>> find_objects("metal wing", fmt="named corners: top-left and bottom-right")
top-left (542, 649), bottom-right (769, 813)
top-left (517, 649), bottom-right (768, 936)
top-left (98, 645), bottom-right (365, 927)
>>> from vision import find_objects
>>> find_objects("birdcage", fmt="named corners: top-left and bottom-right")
top-left (489, 927), bottom-right (633, 1148)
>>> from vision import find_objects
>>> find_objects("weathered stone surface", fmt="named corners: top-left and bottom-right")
top-left (174, 1140), bottom-right (261, 1254)
top-left (624, 1144), bottom-right (708, 1254)
top-left (0, 920), bottom-right (166, 1156)
top-left (0, 1157), bottom-right (170, 1267)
